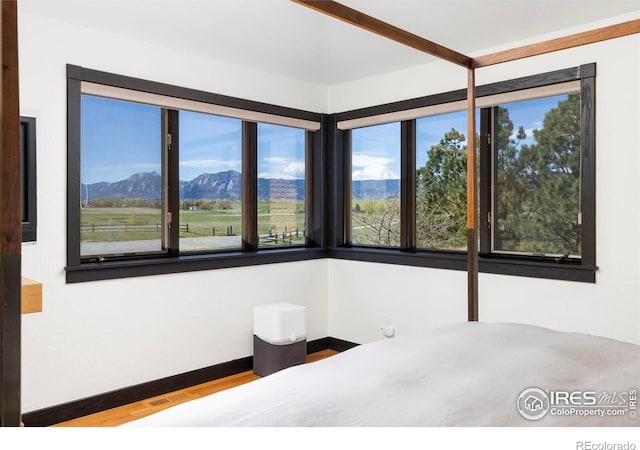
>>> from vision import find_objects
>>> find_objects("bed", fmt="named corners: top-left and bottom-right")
top-left (124, 322), bottom-right (640, 426)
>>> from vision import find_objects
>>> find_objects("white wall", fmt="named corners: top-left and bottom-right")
top-left (328, 260), bottom-right (467, 344)
top-left (18, 11), bottom-right (328, 412)
top-left (327, 20), bottom-right (640, 345)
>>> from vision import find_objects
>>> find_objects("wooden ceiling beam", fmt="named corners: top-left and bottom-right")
top-left (291, 0), bottom-right (472, 69)
top-left (473, 18), bottom-right (640, 68)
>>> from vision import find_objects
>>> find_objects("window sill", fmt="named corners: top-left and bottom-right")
top-left (328, 247), bottom-right (596, 283)
top-left (65, 247), bottom-right (327, 283)
top-left (66, 246), bottom-right (596, 283)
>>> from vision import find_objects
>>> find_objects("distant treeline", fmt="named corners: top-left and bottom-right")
top-left (180, 199), bottom-right (238, 210)
top-left (85, 198), bottom-right (161, 208)
top-left (85, 198), bottom-right (241, 211)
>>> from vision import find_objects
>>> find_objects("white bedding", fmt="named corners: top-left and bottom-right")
top-left (125, 322), bottom-right (640, 426)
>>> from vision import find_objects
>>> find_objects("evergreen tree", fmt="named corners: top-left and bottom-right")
top-left (416, 94), bottom-right (581, 256)
top-left (416, 129), bottom-right (467, 249)
top-left (495, 94), bottom-right (581, 255)
top-left (494, 106), bottom-right (529, 250)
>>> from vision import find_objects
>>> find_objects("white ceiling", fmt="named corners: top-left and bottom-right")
top-left (19, 0), bottom-right (640, 86)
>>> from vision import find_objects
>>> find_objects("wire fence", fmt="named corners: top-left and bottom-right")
top-left (260, 227), bottom-right (304, 245)
top-left (80, 223), bottom-right (236, 236)
top-left (80, 223), bottom-right (305, 242)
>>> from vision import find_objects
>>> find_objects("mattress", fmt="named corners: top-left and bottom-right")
top-left (124, 322), bottom-right (640, 426)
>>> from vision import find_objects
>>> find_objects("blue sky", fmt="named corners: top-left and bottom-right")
top-left (179, 110), bottom-right (242, 180)
top-left (81, 94), bottom-right (569, 184)
top-left (350, 111), bottom-right (471, 180)
top-left (352, 94), bottom-right (569, 180)
top-left (351, 122), bottom-right (401, 181)
top-left (257, 123), bottom-right (305, 180)
top-left (82, 95), bottom-right (306, 184)
top-left (501, 95), bottom-right (567, 148)
top-left (416, 110), bottom-right (469, 170)
top-left (82, 96), bottom-right (161, 184)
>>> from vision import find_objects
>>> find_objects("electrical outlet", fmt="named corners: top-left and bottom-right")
top-left (381, 321), bottom-right (395, 338)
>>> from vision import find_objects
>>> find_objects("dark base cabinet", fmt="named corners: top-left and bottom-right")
top-left (253, 335), bottom-right (307, 377)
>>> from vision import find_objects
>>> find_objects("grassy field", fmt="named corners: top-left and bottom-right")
top-left (80, 202), bottom-right (305, 245)
top-left (80, 207), bottom-right (163, 243)
top-left (179, 202), bottom-right (243, 239)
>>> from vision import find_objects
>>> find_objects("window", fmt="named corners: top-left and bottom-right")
top-left (490, 94), bottom-right (582, 258)
top-left (350, 122), bottom-right (401, 247)
top-left (336, 64), bottom-right (596, 282)
top-left (415, 110), bottom-right (467, 250)
top-left (257, 123), bottom-right (306, 248)
top-left (66, 65), bottom-right (322, 282)
top-left (20, 116), bottom-right (37, 242)
top-left (80, 96), bottom-right (164, 258)
top-left (67, 64), bottom-right (595, 283)
top-left (179, 111), bottom-right (243, 252)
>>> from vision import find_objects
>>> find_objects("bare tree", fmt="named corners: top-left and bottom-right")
top-left (352, 199), bottom-right (400, 246)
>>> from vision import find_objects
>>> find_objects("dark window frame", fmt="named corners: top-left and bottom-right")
top-left (333, 64), bottom-right (596, 283)
top-left (66, 64), bottom-right (596, 284)
top-left (66, 65), bottom-right (324, 283)
top-left (20, 116), bottom-right (37, 242)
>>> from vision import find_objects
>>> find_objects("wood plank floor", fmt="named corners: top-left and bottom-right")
top-left (53, 349), bottom-right (338, 427)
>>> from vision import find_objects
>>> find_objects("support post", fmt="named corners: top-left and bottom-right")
top-left (467, 68), bottom-right (478, 322)
top-left (0, 0), bottom-right (22, 427)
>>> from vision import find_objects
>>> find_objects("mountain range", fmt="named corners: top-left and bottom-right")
top-left (81, 170), bottom-right (399, 202)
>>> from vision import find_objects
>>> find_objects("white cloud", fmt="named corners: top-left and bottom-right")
top-left (179, 159), bottom-right (241, 169)
top-left (259, 162), bottom-right (305, 180)
top-left (352, 165), bottom-right (398, 181)
top-left (263, 156), bottom-right (291, 164)
top-left (351, 153), bottom-right (398, 180)
top-left (352, 154), bottom-right (392, 168)
top-left (283, 161), bottom-right (305, 179)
